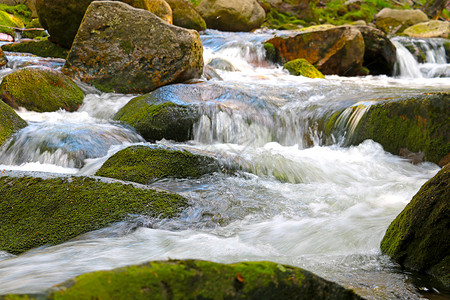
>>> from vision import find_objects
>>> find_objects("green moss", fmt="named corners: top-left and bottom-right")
top-left (21, 18), bottom-right (48, 39)
top-left (380, 164), bottom-right (449, 287)
top-left (40, 260), bottom-right (362, 299)
top-left (0, 68), bottom-right (84, 112)
top-left (0, 176), bottom-right (188, 255)
top-left (1, 37), bottom-right (69, 59)
top-left (96, 145), bottom-right (222, 184)
top-left (114, 93), bottom-right (200, 142)
top-left (0, 99), bottom-right (27, 146)
top-left (119, 40), bottom-right (134, 54)
top-left (283, 58), bottom-right (325, 78)
top-left (262, 8), bottom-right (308, 30)
top-left (348, 92), bottom-right (450, 164)
top-left (0, 9), bottom-right (24, 36)
top-left (0, 4), bottom-right (32, 23)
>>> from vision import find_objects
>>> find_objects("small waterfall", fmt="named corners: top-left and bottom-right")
top-left (392, 40), bottom-right (423, 78)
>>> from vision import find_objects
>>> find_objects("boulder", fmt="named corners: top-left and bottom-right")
top-left (0, 98), bottom-right (27, 146)
top-left (355, 25), bottom-right (397, 76)
top-left (1, 37), bottom-right (69, 59)
top-left (21, 17), bottom-right (47, 39)
top-left (0, 8), bottom-right (25, 37)
top-left (283, 58), bottom-right (325, 78)
top-left (207, 57), bottom-right (238, 71)
top-left (374, 8), bottom-right (428, 35)
top-left (36, 0), bottom-right (176, 49)
top-left (0, 175), bottom-right (188, 255)
top-left (0, 47), bottom-right (7, 66)
top-left (0, 68), bottom-right (84, 112)
top-left (381, 164), bottom-right (449, 287)
top-left (96, 145), bottom-right (223, 184)
top-left (114, 87), bottom-right (201, 142)
top-left (196, 0), bottom-right (265, 32)
top-left (403, 20), bottom-right (450, 39)
top-left (62, 1), bottom-right (203, 94)
top-left (42, 260), bottom-right (363, 299)
top-left (165, 0), bottom-right (206, 31)
top-left (344, 92), bottom-right (449, 165)
top-left (265, 25), bottom-right (366, 76)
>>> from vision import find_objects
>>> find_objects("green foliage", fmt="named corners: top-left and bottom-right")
top-left (263, 8), bottom-right (307, 30)
top-left (0, 4), bottom-right (31, 23)
top-left (0, 176), bottom-right (188, 255)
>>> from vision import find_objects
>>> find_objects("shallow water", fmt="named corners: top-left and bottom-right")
top-left (0, 31), bottom-right (449, 299)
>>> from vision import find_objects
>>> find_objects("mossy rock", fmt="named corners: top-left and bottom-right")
top-left (283, 58), bottom-right (325, 78)
top-left (0, 98), bottom-right (27, 147)
top-left (403, 20), bottom-right (450, 39)
top-left (0, 8), bottom-right (24, 36)
top-left (6, 260), bottom-right (363, 299)
top-left (381, 164), bottom-right (450, 287)
top-left (165, 0), bottom-right (206, 31)
top-left (96, 145), bottom-right (222, 184)
top-left (0, 175), bottom-right (189, 255)
top-left (21, 17), bottom-right (47, 39)
top-left (347, 92), bottom-right (449, 165)
top-left (114, 91), bottom-right (201, 142)
top-left (0, 68), bottom-right (84, 112)
top-left (1, 37), bottom-right (68, 58)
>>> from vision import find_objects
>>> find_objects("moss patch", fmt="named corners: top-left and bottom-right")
top-left (0, 99), bottom-right (27, 146)
top-left (96, 145), bottom-right (222, 184)
top-left (283, 58), bottom-right (325, 78)
top-left (0, 175), bottom-right (188, 255)
top-left (1, 37), bottom-right (69, 59)
top-left (0, 68), bottom-right (84, 112)
top-left (348, 92), bottom-right (449, 164)
top-left (31, 260), bottom-right (364, 299)
top-left (380, 164), bottom-right (450, 287)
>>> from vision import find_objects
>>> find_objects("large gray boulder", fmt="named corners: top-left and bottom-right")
top-left (62, 1), bottom-right (203, 94)
top-left (403, 20), bottom-right (450, 39)
top-left (374, 8), bottom-right (428, 35)
top-left (196, 0), bottom-right (265, 32)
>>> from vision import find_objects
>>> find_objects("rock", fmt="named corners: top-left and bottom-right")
top-left (165, 0), bottom-right (206, 31)
top-left (374, 8), bottom-right (428, 35)
top-left (0, 68), bottom-right (84, 112)
top-left (403, 20), bottom-right (450, 39)
top-left (346, 92), bottom-right (449, 165)
top-left (121, 0), bottom-right (173, 24)
top-left (96, 145), bottom-right (223, 184)
top-left (265, 25), bottom-right (366, 76)
top-left (0, 32), bottom-right (13, 42)
top-left (0, 7), bottom-right (25, 37)
top-left (381, 164), bottom-right (450, 287)
top-left (203, 65), bottom-right (223, 80)
top-left (114, 86), bottom-right (201, 142)
top-left (0, 98), bottom-right (27, 146)
top-left (21, 17), bottom-right (47, 39)
top-left (196, 0), bottom-right (265, 32)
top-left (62, 1), bottom-right (203, 94)
top-left (36, 0), bottom-right (176, 49)
top-left (207, 57), bottom-right (238, 71)
top-left (1, 37), bottom-right (69, 59)
top-left (40, 260), bottom-right (363, 299)
top-left (0, 47), bottom-right (7, 66)
top-left (355, 25), bottom-right (397, 76)
top-left (0, 175), bottom-right (188, 255)
top-left (283, 58), bottom-right (325, 78)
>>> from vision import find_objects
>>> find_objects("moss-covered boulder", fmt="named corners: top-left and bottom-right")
top-left (114, 88), bottom-right (201, 142)
top-left (1, 37), bottom-right (68, 59)
top-left (0, 98), bottom-right (27, 146)
top-left (21, 17), bottom-right (47, 39)
top-left (346, 92), bottom-right (449, 165)
top-left (62, 1), bottom-right (203, 94)
top-left (14, 260), bottom-right (362, 299)
top-left (0, 175), bottom-right (188, 255)
top-left (265, 25), bottom-right (366, 76)
top-left (374, 8), bottom-right (428, 35)
top-left (0, 47), bottom-right (7, 66)
top-left (165, 0), bottom-right (206, 31)
top-left (196, 0), bottom-right (265, 32)
top-left (403, 20), bottom-right (450, 39)
top-left (96, 145), bottom-right (222, 184)
top-left (355, 25), bottom-right (397, 76)
top-left (283, 58), bottom-right (325, 78)
top-left (0, 68), bottom-right (84, 112)
top-left (381, 164), bottom-right (449, 287)
top-left (122, 0), bottom-right (173, 24)
top-left (0, 5), bottom-right (26, 37)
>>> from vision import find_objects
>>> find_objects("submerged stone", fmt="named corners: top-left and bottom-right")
top-left (0, 68), bottom-right (84, 112)
top-left (96, 145), bottom-right (223, 184)
top-left (11, 260), bottom-right (363, 299)
top-left (0, 175), bottom-right (188, 255)
top-left (0, 99), bottom-right (27, 147)
top-left (283, 58), bottom-right (324, 78)
top-left (381, 164), bottom-right (449, 287)
top-left (1, 37), bottom-right (68, 59)
top-left (62, 1), bottom-right (203, 94)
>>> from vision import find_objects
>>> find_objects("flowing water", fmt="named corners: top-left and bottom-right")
top-left (0, 31), bottom-right (449, 299)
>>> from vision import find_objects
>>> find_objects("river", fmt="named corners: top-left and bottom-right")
top-left (0, 30), bottom-right (449, 299)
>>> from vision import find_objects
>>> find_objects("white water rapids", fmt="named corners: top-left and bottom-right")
top-left (0, 31), bottom-right (449, 299)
